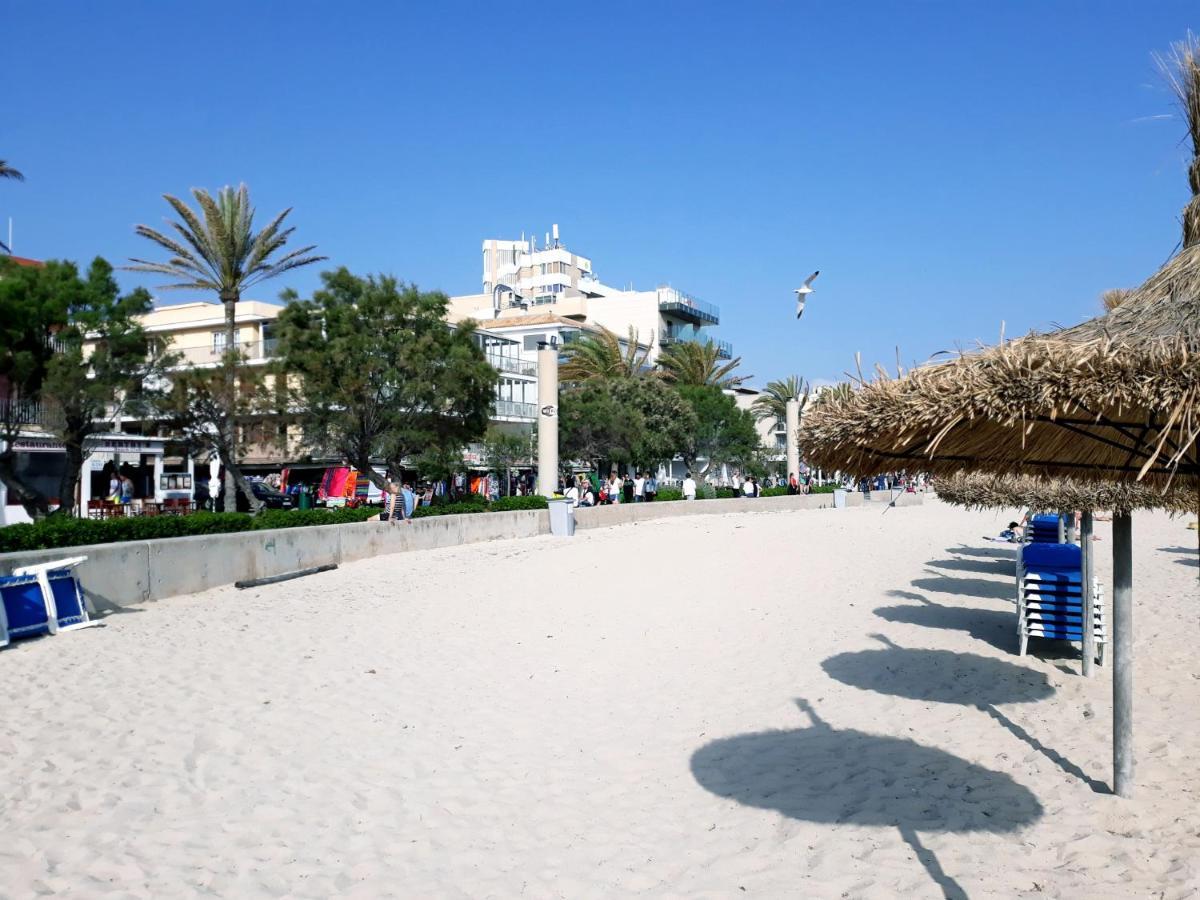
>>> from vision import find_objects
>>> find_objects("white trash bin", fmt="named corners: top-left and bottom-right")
top-left (833, 489), bottom-right (847, 509)
top-left (547, 498), bottom-right (576, 536)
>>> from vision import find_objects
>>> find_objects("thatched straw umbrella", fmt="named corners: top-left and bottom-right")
top-left (801, 38), bottom-right (1200, 799)
top-left (933, 471), bottom-right (1196, 517)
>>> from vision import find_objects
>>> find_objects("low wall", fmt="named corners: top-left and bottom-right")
top-left (0, 509), bottom-right (550, 611)
top-left (573, 490), bottom-right (869, 529)
top-left (0, 492), bottom-right (923, 608)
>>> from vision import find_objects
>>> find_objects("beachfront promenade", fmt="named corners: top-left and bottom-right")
top-left (0, 501), bottom-right (1195, 897)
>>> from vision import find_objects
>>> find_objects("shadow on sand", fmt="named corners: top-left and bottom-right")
top-left (926, 557), bottom-right (1016, 578)
top-left (911, 573), bottom-right (1014, 602)
top-left (691, 698), bottom-right (1042, 900)
top-left (875, 597), bottom-right (1014, 653)
top-left (821, 636), bottom-right (1107, 794)
top-left (946, 545), bottom-right (1014, 560)
top-left (1157, 546), bottom-right (1198, 568)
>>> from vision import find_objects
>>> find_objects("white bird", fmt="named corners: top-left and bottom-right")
top-left (794, 270), bottom-right (820, 319)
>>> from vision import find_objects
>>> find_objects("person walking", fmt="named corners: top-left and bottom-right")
top-left (787, 472), bottom-right (798, 495)
top-left (622, 473), bottom-right (634, 504)
top-left (633, 472), bottom-right (645, 502)
top-left (683, 472), bottom-right (697, 501)
top-left (644, 471), bottom-right (657, 503)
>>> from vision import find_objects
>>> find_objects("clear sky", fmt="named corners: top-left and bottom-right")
top-left (3, 2), bottom-right (1197, 386)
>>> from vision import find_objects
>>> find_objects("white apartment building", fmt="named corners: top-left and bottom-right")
top-left (449, 225), bottom-right (733, 371)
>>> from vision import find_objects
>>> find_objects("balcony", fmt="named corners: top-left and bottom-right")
top-left (0, 398), bottom-right (51, 427)
top-left (488, 354), bottom-right (538, 377)
top-left (659, 332), bottom-right (733, 360)
top-left (658, 287), bottom-right (719, 325)
top-left (492, 399), bottom-right (537, 421)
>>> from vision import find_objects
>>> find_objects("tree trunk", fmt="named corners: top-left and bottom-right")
top-left (222, 296), bottom-right (238, 513)
top-left (56, 436), bottom-right (86, 518)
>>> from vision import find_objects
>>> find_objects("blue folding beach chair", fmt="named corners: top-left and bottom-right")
top-left (1, 556), bottom-right (94, 648)
top-left (1017, 542), bottom-right (1105, 662)
top-left (0, 573), bottom-right (54, 647)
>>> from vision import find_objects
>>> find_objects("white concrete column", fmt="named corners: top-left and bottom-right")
top-left (785, 398), bottom-right (801, 484)
top-left (79, 458), bottom-right (92, 513)
top-left (153, 455), bottom-right (164, 502)
top-left (537, 345), bottom-right (559, 497)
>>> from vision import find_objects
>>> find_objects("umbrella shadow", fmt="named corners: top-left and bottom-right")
top-left (1157, 546), bottom-right (1198, 568)
top-left (927, 557), bottom-right (1016, 578)
top-left (911, 572), bottom-right (1014, 602)
top-left (946, 545), bottom-right (1014, 560)
top-left (875, 597), bottom-right (1014, 653)
top-left (691, 698), bottom-right (1043, 900)
top-left (821, 636), bottom-right (1107, 793)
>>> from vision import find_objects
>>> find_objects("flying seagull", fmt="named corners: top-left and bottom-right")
top-left (794, 271), bottom-right (820, 319)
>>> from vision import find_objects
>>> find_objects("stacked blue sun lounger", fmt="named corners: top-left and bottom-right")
top-left (1017, 541), bottom-right (1105, 661)
top-left (0, 556), bottom-right (94, 648)
top-left (1024, 513), bottom-right (1065, 543)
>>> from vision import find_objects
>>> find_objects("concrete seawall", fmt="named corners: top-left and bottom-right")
top-left (0, 492), bottom-right (922, 608)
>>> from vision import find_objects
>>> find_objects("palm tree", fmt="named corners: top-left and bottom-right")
top-left (751, 375), bottom-right (810, 426)
top-left (0, 159), bottom-right (23, 254)
top-left (560, 325), bottom-right (651, 382)
top-left (128, 184), bottom-right (325, 510)
top-left (657, 339), bottom-right (749, 389)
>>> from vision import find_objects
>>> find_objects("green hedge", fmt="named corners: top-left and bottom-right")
top-left (0, 506), bottom-right (381, 554)
top-left (411, 495), bottom-right (548, 518)
top-left (760, 485), bottom-right (788, 497)
top-left (490, 495), bottom-right (549, 512)
top-left (654, 487), bottom-right (683, 502)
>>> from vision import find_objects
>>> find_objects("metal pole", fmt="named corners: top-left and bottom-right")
top-left (537, 344), bottom-right (559, 498)
top-left (785, 398), bottom-right (800, 485)
top-left (1112, 512), bottom-right (1134, 797)
top-left (1080, 510), bottom-right (1095, 678)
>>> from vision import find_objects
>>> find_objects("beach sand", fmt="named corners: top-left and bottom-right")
top-left (1, 500), bottom-right (1196, 898)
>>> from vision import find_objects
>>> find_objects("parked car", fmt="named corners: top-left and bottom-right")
top-left (217, 481), bottom-right (295, 512)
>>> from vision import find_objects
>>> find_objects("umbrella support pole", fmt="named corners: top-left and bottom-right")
top-left (1112, 512), bottom-right (1133, 797)
top-left (1081, 511), bottom-right (1095, 678)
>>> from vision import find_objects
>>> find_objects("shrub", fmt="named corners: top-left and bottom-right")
top-left (654, 487), bottom-right (683, 502)
top-left (412, 499), bottom-right (488, 518)
top-left (809, 484), bottom-right (838, 494)
top-left (714, 487), bottom-right (739, 499)
top-left (490, 495), bottom-right (548, 512)
top-left (760, 486), bottom-right (788, 497)
top-left (0, 506), bottom-right (384, 554)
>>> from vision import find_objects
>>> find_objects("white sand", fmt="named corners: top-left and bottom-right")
top-left (1, 500), bottom-right (1197, 898)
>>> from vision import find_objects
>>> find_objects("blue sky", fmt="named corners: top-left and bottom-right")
top-left (2, 2), bottom-right (1197, 385)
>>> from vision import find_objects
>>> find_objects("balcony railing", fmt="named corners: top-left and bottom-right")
top-left (206, 339), bottom-right (277, 362)
top-left (659, 332), bottom-right (733, 359)
top-left (488, 354), bottom-right (537, 377)
top-left (0, 398), bottom-right (50, 427)
top-left (658, 288), bottom-right (719, 325)
top-left (492, 399), bottom-right (537, 420)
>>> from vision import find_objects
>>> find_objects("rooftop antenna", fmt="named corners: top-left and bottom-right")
top-left (545, 231), bottom-right (550, 249)
top-left (552, 223), bottom-right (559, 248)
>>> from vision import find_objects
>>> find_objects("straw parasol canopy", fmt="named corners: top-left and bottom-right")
top-left (933, 471), bottom-right (1196, 516)
top-left (801, 241), bottom-right (1200, 489)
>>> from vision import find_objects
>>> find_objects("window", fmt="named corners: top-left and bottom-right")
top-left (212, 331), bottom-right (241, 354)
top-left (523, 333), bottom-right (546, 351)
